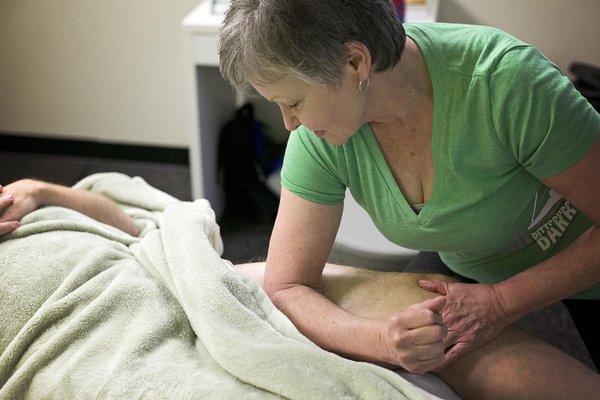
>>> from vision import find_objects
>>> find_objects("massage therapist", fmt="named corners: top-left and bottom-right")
top-left (218, 0), bottom-right (600, 373)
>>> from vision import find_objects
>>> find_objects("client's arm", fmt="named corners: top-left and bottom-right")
top-left (0, 179), bottom-right (139, 237)
top-left (235, 261), bottom-right (600, 400)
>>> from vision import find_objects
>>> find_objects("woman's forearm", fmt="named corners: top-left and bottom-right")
top-left (241, 262), bottom-right (456, 368)
top-left (37, 181), bottom-right (139, 236)
top-left (496, 225), bottom-right (600, 321)
top-left (270, 283), bottom-right (391, 365)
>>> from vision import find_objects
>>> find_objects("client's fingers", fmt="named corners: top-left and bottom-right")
top-left (0, 221), bottom-right (20, 235)
top-left (0, 193), bottom-right (14, 212)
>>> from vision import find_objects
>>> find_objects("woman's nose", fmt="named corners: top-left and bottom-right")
top-left (281, 107), bottom-right (300, 131)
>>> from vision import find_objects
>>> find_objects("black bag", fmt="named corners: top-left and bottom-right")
top-left (217, 103), bottom-right (285, 226)
top-left (569, 62), bottom-right (600, 112)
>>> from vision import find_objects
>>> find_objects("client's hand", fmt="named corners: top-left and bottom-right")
top-left (378, 296), bottom-right (448, 374)
top-left (417, 280), bottom-right (513, 372)
top-left (0, 179), bottom-right (44, 235)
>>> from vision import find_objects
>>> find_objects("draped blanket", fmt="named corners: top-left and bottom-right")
top-left (0, 173), bottom-right (425, 399)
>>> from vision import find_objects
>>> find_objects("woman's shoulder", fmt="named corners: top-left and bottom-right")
top-left (285, 126), bottom-right (346, 168)
top-left (405, 22), bottom-right (524, 49)
top-left (404, 22), bottom-right (531, 76)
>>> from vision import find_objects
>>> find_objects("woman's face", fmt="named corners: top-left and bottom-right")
top-left (252, 65), bottom-right (368, 146)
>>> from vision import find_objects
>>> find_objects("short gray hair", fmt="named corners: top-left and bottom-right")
top-left (218, 0), bottom-right (406, 97)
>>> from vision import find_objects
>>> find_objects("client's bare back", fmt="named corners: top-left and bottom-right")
top-left (234, 261), bottom-right (600, 400)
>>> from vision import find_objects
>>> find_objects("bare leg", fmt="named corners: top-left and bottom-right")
top-left (234, 261), bottom-right (600, 400)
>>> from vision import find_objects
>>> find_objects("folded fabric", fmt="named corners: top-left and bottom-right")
top-left (0, 172), bottom-right (426, 399)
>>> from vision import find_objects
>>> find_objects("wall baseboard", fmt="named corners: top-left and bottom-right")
top-left (0, 132), bottom-right (189, 165)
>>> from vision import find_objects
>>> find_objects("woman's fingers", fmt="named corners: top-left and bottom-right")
top-left (409, 353), bottom-right (446, 375)
top-left (389, 321), bottom-right (447, 359)
top-left (387, 327), bottom-right (446, 374)
top-left (0, 221), bottom-right (20, 235)
top-left (405, 323), bottom-right (448, 346)
top-left (391, 308), bottom-right (442, 330)
top-left (395, 297), bottom-right (446, 329)
top-left (404, 340), bottom-right (446, 361)
top-left (407, 295), bottom-right (446, 313)
top-left (382, 296), bottom-right (449, 373)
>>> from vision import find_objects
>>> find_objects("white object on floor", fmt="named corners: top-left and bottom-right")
top-left (334, 189), bottom-right (419, 270)
top-left (265, 168), bottom-right (282, 198)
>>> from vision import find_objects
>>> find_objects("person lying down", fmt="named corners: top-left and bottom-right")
top-left (0, 173), bottom-right (599, 400)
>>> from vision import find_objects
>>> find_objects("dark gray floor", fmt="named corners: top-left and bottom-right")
top-left (0, 150), bottom-right (595, 372)
top-left (0, 150), bottom-right (272, 264)
top-left (0, 150), bottom-right (193, 202)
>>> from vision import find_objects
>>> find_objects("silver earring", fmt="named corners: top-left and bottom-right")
top-left (358, 77), bottom-right (370, 92)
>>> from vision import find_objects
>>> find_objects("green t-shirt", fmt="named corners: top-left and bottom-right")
top-left (280, 23), bottom-right (600, 299)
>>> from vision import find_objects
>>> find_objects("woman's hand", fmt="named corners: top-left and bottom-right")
top-left (417, 280), bottom-right (515, 372)
top-left (378, 296), bottom-right (448, 374)
top-left (0, 179), bottom-right (44, 235)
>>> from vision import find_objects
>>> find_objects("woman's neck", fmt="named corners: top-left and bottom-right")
top-left (363, 37), bottom-right (433, 132)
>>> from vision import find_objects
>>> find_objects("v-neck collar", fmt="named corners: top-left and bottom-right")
top-left (359, 26), bottom-right (445, 225)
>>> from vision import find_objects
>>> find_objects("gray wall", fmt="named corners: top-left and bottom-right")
top-left (0, 0), bottom-right (198, 147)
top-left (438, 0), bottom-right (600, 74)
top-left (1, 1), bottom-right (598, 146)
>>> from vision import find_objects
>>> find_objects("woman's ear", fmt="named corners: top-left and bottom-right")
top-left (345, 41), bottom-right (372, 78)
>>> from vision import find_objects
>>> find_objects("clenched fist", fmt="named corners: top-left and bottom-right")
top-left (378, 296), bottom-right (448, 374)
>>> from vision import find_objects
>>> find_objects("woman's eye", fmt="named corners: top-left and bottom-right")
top-left (290, 101), bottom-right (301, 109)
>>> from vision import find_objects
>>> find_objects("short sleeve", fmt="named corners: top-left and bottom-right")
top-left (489, 46), bottom-right (600, 180)
top-left (280, 126), bottom-right (346, 205)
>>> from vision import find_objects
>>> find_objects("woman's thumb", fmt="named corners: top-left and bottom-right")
top-left (418, 280), bottom-right (448, 295)
top-left (407, 294), bottom-right (446, 312)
